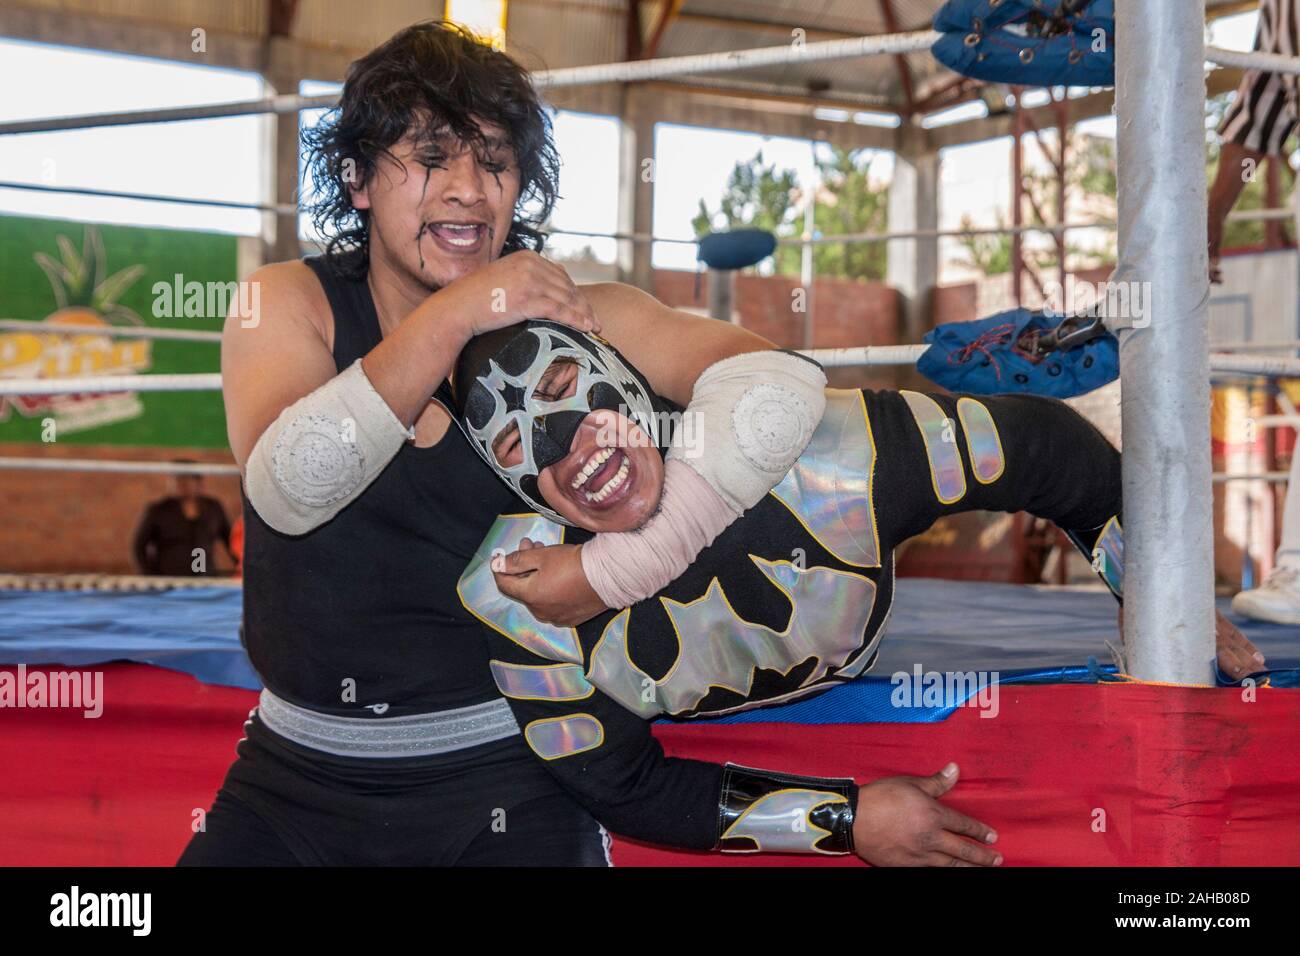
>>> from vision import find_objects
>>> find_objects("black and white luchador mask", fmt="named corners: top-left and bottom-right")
top-left (457, 321), bottom-right (664, 525)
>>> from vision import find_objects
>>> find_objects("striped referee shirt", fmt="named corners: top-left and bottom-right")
top-left (1220, 0), bottom-right (1300, 155)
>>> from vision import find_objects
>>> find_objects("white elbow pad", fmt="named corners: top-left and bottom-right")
top-left (667, 350), bottom-right (826, 514)
top-left (244, 358), bottom-right (412, 536)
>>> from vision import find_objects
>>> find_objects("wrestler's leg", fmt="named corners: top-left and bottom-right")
top-left (451, 792), bottom-right (611, 867)
top-left (869, 389), bottom-right (1122, 547)
top-left (177, 788), bottom-right (301, 866)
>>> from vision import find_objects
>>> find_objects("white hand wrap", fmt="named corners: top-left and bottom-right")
top-left (667, 350), bottom-right (826, 514)
top-left (580, 459), bottom-right (740, 609)
top-left (244, 358), bottom-right (413, 536)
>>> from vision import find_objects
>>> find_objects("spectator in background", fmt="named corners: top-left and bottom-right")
top-left (1207, 0), bottom-right (1299, 283)
top-left (1233, 445), bottom-right (1300, 624)
top-left (228, 515), bottom-right (244, 578)
top-left (132, 463), bottom-right (233, 576)
top-left (1207, 0), bottom-right (1300, 623)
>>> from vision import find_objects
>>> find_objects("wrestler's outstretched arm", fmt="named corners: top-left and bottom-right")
top-left (479, 626), bottom-right (1002, 866)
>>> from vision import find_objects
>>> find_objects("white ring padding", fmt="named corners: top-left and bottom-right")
top-left (244, 359), bottom-right (412, 536)
top-left (669, 350), bottom-right (826, 514)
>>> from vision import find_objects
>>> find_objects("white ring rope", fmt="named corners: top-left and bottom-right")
top-left (0, 180), bottom-right (298, 216)
top-left (801, 345), bottom-right (929, 366)
top-left (1204, 354), bottom-right (1300, 377)
top-left (4, 348), bottom-right (1298, 398)
top-left (0, 573), bottom-right (240, 591)
top-left (802, 346), bottom-right (1300, 376)
top-left (1206, 44), bottom-right (1300, 76)
top-left (0, 453), bottom-right (1277, 484)
top-left (0, 92), bottom-right (339, 136)
top-left (0, 30), bottom-right (939, 137)
top-left (1213, 472), bottom-right (1290, 483)
top-left (0, 34), bottom-right (1294, 138)
top-left (0, 319), bottom-right (222, 344)
top-left (0, 373), bottom-right (222, 395)
top-left (535, 30), bottom-right (939, 88)
top-left (0, 457), bottom-right (239, 476)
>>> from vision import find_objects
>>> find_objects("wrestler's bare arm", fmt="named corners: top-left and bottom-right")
top-left (223, 254), bottom-right (599, 470)
top-left (580, 281), bottom-right (775, 404)
top-left (221, 261), bottom-right (340, 469)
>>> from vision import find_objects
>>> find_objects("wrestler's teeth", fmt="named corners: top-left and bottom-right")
top-left (571, 446), bottom-right (615, 490)
top-left (584, 456), bottom-right (629, 503)
top-left (432, 223), bottom-right (481, 246)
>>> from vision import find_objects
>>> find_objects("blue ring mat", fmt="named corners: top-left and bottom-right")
top-left (2, 578), bottom-right (1296, 724)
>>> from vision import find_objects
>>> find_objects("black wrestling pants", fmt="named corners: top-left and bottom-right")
top-left (178, 713), bottom-right (610, 867)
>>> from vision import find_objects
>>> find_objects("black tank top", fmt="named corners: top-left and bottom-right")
top-left (240, 253), bottom-right (519, 717)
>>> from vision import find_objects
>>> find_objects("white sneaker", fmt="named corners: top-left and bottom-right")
top-left (1231, 565), bottom-right (1300, 625)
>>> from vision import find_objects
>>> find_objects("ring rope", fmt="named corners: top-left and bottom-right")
top-left (0, 34), bottom-right (1294, 138)
top-left (0, 457), bottom-right (239, 476)
top-left (4, 349), bottom-right (1297, 397)
top-left (0, 180), bottom-right (298, 216)
top-left (1206, 44), bottom-right (1300, 75)
top-left (0, 455), bottom-right (1279, 483)
top-left (0, 319), bottom-right (222, 344)
top-left (0, 30), bottom-right (939, 137)
top-left (0, 573), bottom-right (241, 592)
top-left (0, 373), bottom-right (222, 395)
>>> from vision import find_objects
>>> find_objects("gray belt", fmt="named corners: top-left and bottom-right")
top-left (256, 689), bottom-right (520, 758)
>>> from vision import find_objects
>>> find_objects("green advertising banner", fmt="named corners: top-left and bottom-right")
top-left (0, 214), bottom-right (236, 448)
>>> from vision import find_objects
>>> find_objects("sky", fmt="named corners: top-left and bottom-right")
top-left (0, 10), bottom-right (1266, 276)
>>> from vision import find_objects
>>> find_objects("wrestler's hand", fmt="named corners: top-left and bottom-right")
top-left (434, 251), bottom-right (599, 340)
top-left (1117, 608), bottom-right (1265, 680)
top-left (492, 538), bottom-right (608, 627)
top-left (852, 763), bottom-right (1002, 867)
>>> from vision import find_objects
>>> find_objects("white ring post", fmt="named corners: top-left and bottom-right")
top-left (1113, 1), bottom-right (1216, 684)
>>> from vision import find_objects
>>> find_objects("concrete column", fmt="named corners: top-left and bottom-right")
top-left (263, 65), bottom-right (304, 266)
top-left (617, 87), bottom-right (656, 292)
top-left (707, 268), bottom-right (734, 321)
top-left (1113, 0), bottom-right (1216, 683)
top-left (886, 126), bottom-right (939, 344)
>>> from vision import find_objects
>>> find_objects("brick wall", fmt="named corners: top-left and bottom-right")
top-left (652, 268), bottom-right (910, 390)
top-left (0, 444), bottom-right (242, 574)
top-left (0, 269), bottom-right (903, 575)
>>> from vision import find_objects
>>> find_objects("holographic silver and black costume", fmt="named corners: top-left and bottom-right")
top-left (455, 336), bottom-right (1124, 855)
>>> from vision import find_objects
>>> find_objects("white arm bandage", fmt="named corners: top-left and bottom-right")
top-left (666, 349), bottom-right (827, 514)
top-left (244, 358), bottom-right (413, 536)
top-left (578, 350), bottom-right (827, 609)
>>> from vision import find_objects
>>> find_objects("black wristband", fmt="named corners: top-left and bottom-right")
top-left (717, 763), bottom-right (856, 855)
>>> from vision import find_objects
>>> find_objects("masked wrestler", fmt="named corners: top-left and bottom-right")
top-left (449, 321), bottom-right (1266, 865)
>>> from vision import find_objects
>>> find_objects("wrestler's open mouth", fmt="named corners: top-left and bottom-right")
top-left (567, 446), bottom-right (634, 509)
top-left (424, 220), bottom-right (488, 253)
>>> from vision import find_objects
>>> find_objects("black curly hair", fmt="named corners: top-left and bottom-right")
top-left (303, 21), bottom-right (559, 277)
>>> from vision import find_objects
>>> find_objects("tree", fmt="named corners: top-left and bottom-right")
top-left (692, 150), bottom-right (799, 255)
top-left (809, 146), bottom-right (888, 281)
top-left (955, 131), bottom-right (1119, 278)
top-left (693, 147), bottom-right (889, 280)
